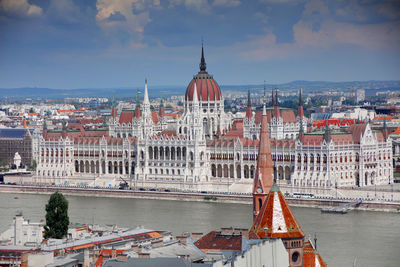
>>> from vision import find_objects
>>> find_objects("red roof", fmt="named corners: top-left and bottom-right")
top-left (253, 112), bottom-right (274, 195)
top-left (119, 110), bottom-right (134, 124)
top-left (303, 241), bottom-right (327, 267)
top-left (194, 231), bottom-right (243, 252)
top-left (185, 72), bottom-right (222, 102)
top-left (254, 110), bottom-right (297, 124)
top-left (249, 184), bottom-right (306, 239)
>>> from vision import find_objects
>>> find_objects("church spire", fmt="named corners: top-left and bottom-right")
top-left (273, 88), bottom-right (281, 118)
top-left (383, 116), bottom-right (389, 141)
top-left (144, 78), bottom-right (149, 104)
top-left (271, 88), bottom-right (275, 106)
top-left (135, 90), bottom-right (140, 109)
top-left (199, 43), bottom-right (207, 72)
top-left (246, 89), bottom-right (252, 119)
top-left (252, 104), bottom-right (274, 219)
top-left (297, 88), bottom-right (304, 118)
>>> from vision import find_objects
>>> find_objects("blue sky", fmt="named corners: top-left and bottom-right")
top-left (0, 0), bottom-right (399, 89)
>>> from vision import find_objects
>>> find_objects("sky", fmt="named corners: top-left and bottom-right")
top-left (0, 0), bottom-right (399, 89)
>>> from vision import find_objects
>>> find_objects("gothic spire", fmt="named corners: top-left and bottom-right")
top-left (144, 78), bottom-right (149, 104)
top-left (297, 88), bottom-right (304, 118)
top-left (298, 88), bottom-right (302, 106)
top-left (199, 43), bottom-right (207, 72)
top-left (271, 88), bottom-right (274, 106)
top-left (252, 105), bottom-right (274, 219)
top-left (247, 89), bottom-right (251, 107)
top-left (135, 90), bottom-right (140, 109)
top-left (246, 89), bottom-right (253, 119)
top-left (323, 122), bottom-right (331, 143)
top-left (263, 80), bottom-right (266, 104)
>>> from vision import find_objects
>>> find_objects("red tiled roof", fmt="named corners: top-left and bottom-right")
top-left (303, 241), bottom-right (327, 267)
top-left (348, 124), bottom-right (367, 144)
top-left (151, 112), bottom-right (159, 124)
top-left (194, 231), bottom-right (242, 252)
top-left (185, 72), bottom-right (221, 102)
top-left (249, 184), bottom-right (306, 239)
top-left (119, 110), bottom-right (134, 124)
top-left (158, 129), bottom-right (177, 136)
top-left (254, 109), bottom-right (297, 124)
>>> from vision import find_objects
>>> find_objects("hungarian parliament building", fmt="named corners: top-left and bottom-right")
top-left (33, 47), bottom-right (393, 193)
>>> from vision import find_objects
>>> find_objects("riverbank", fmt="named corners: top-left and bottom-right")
top-left (1, 184), bottom-right (399, 212)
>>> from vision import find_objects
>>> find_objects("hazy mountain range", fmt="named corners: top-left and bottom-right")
top-left (1, 80), bottom-right (399, 100)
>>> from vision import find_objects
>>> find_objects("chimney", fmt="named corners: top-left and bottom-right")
top-left (176, 236), bottom-right (187, 245)
top-left (138, 252), bottom-right (150, 258)
top-left (191, 233), bottom-right (203, 239)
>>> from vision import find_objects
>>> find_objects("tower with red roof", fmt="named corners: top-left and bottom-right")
top-left (252, 104), bottom-right (274, 218)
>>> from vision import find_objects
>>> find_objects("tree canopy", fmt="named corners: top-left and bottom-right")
top-left (44, 192), bottom-right (69, 239)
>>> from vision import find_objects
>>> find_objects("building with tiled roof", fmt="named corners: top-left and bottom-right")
top-left (33, 46), bottom-right (393, 192)
top-left (244, 88), bottom-right (306, 140)
top-left (249, 184), bottom-right (326, 267)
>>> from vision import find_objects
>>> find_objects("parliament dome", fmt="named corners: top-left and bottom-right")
top-left (185, 46), bottom-right (222, 102)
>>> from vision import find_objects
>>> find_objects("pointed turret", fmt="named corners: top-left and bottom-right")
top-left (323, 122), bottom-right (331, 143)
top-left (193, 82), bottom-right (199, 104)
top-left (271, 88), bottom-right (275, 106)
top-left (111, 96), bottom-right (118, 120)
top-left (298, 118), bottom-right (305, 143)
top-left (158, 99), bottom-right (165, 118)
top-left (199, 43), bottom-right (207, 72)
top-left (249, 182), bottom-right (306, 267)
top-left (252, 103), bottom-right (274, 219)
top-left (144, 78), bottom-right (149, 104)
top-left (383, 116), bottom-right (389, 141)
top-left (273, 88), bottom-right (281, 118)
top-left (297, 88), bottom-right (304, 118)
top-left (245, 89), bottom-right (252, 119)
top-left (133, 90), bottom-right (142, 119)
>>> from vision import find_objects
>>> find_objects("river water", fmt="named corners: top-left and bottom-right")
top-left (0, 192), bottom-right (399, 267)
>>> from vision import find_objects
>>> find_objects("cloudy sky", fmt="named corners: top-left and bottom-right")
top-left (0, 0), bottom-right (399, 89)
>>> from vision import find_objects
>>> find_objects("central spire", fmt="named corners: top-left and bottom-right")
top-left (199, 43), bottom-right (207, 72)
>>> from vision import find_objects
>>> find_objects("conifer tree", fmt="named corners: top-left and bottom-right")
top-left (44, 192), bottom-right (69, 239)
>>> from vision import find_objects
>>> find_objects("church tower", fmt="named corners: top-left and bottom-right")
top-left (252, 104), bottom-right (274, 219)
top-left (142, 79), bottom-right (153, 138)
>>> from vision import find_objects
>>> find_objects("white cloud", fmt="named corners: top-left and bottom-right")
top-left (213, 0), bottom-right (240, 7)
top-left (239, 17), bottom-right (400, 61)
top-left (0, 0), bottom-right (43, 17)
top-left (293, 19), bottom-right (400, 50)
top-left (96, 0), bottom-right (152, 42)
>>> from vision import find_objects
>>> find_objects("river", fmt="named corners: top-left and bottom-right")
top-left (0, 192), bottom-right (398, 267)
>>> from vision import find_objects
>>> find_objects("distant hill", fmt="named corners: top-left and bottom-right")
top-left (1, 80), bottom-right (399, 99)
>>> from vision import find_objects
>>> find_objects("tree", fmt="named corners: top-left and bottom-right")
top-left (44, 192), bottom-right (69, 239)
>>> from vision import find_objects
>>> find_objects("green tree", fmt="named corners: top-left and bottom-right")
top-left (44, 192), bottom-right (69, 239)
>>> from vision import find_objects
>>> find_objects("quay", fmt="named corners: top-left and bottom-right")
top-left (0, 184), bottom-right (399, 212)
top-left (321, 200), bottom-right (362, 214)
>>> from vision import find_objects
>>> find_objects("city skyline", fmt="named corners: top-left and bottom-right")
top-left (0, 0), bottom-right (400, 89)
